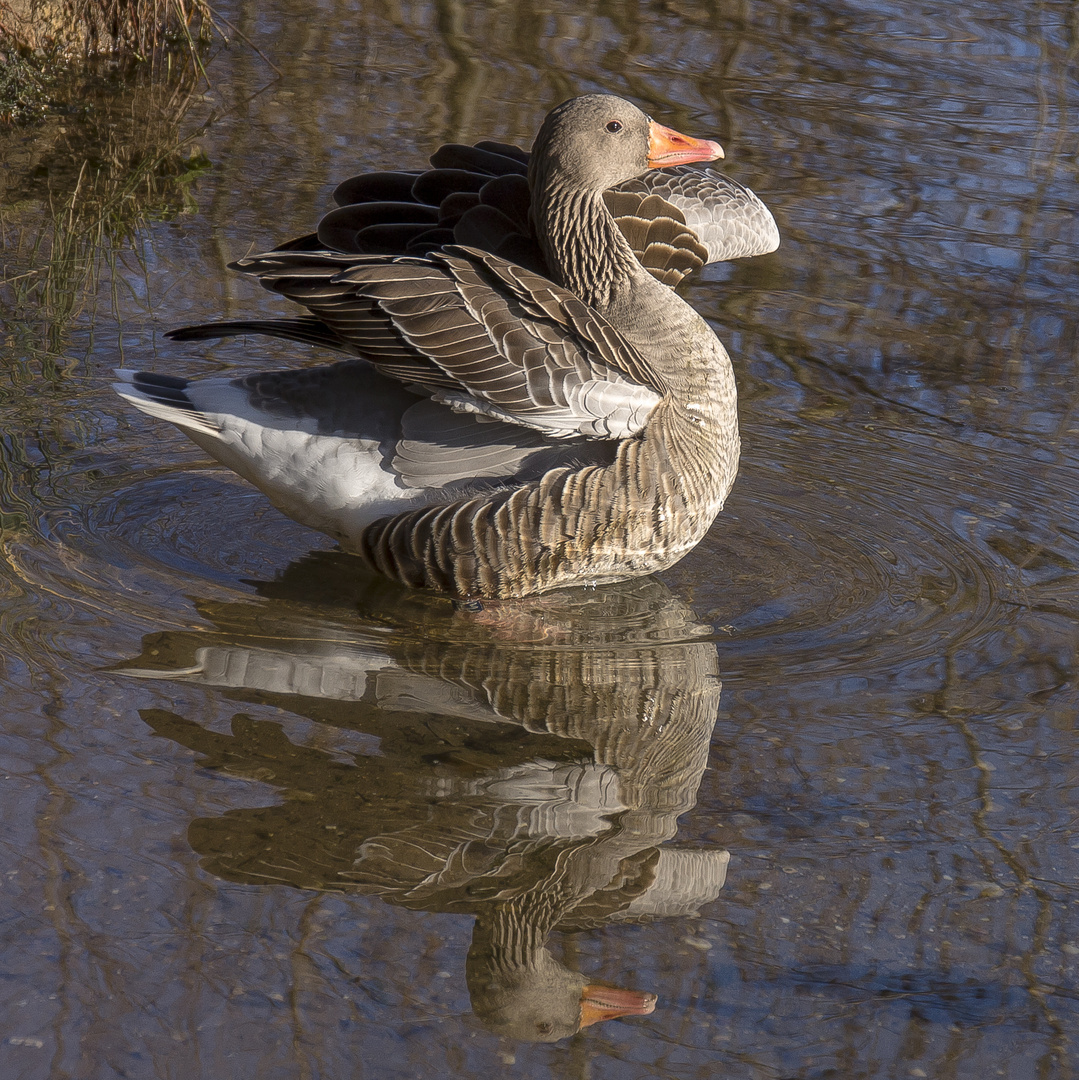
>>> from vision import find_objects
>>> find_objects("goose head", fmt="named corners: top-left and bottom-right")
top-left (527, 94), bottom-right (725, 305)
top-left (467, 941), bottom-right (656, 1043)
top-left (528, 94), bottom-right (724, 195)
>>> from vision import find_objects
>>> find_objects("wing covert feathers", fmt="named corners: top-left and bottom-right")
top-left (633, 166), bottom-right (781, 269)
top-left (602, 190), bottom-right (708, 287)
top-left (231, 245), bottom-right (663, 440)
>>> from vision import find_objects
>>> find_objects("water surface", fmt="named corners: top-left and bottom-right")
top-left (1, 1), bottom-right (1077, 1077)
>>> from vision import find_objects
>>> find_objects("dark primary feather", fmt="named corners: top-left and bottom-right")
top-left (168, 316), bottom-right (355, 352)
top-left (332, 169), bottom-right (421, 206)
top-left (307, 141), bottom-right (776, 285)
top-left (429, 142), bottom-right (529, 176)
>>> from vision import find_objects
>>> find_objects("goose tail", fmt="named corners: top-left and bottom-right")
top-left (112, 369), bottom-right (221, 436)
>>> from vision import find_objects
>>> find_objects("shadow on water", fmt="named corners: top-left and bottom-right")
top-left (116, 566), bottom-right (727, 1042)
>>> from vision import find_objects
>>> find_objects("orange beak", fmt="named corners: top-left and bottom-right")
top-left (578, 984), bottom-right (658, 1029)
top-left (647, 120), bottom-right (724, 168)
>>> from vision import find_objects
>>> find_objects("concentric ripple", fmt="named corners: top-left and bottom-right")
top-left (664, 408), bottom-right (1078, 680)
top-left (6, 379), bottom-right (1075, 679)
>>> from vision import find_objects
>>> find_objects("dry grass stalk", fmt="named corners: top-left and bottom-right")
top-left (1, 69), bottom-right (209, 361)
top-left (0, 0), bottom-right (212, 59)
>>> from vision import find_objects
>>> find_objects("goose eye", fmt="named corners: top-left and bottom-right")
top-left (605, 120), bottom-right (622, 133)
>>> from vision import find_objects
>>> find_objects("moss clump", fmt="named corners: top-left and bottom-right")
top-left (0, 48), bottom-right (54, 124)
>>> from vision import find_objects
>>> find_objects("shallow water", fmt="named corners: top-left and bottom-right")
top-left (1, 1), bottom-right (1078, 1076)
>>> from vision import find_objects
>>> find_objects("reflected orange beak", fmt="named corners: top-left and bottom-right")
top-left (578, 984), bottom-right (658, 1029)
top-left (647, 120), bottom-right (724, 167)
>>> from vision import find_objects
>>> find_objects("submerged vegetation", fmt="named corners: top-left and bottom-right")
top-left (0, 2), bottom-right (226, 363)
top-left (1, 68), bottom-right (211, 362)
top-left (0, 49), bottom-right (53, 123)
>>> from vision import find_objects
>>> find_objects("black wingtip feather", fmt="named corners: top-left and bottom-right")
top-left (167, 318), bottom-right (348, 352)
top-left (131, 371), bottom-right (196, 409)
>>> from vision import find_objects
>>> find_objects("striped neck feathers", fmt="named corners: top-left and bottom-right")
top-left (530, 179), bottom-right (644, 311)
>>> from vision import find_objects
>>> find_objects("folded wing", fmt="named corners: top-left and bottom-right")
top-left (630, 166), bottom-right (781, 269)
top-left (223, 245), bottom-right (665, 440)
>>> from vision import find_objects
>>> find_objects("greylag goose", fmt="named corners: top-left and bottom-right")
top-left (114, 95), bottom-right (779, 598)
top-left (126, 574), bottom-right (728, 1040)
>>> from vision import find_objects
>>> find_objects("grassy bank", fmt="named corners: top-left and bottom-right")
top-left (0, 0), bottom-right (253, 364)
top-left (0, 0), bottom-right (213, 61)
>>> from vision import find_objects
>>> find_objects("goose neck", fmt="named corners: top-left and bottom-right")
top-left (532, 182), bottom-right (642, 310)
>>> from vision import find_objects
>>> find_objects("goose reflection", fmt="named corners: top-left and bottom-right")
top-left (121, 557), bottom-right (728, 1042)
